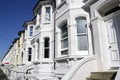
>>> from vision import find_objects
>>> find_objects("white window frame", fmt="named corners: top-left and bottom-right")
top-left (60, 23), bottom-right (68, 55)
top-left (76, 17), bottom-right (88, 55)
top-left (28, 48), bottom-right (32, 61)
top-left (44, 5), bottom-right (52, 24)
top-left (44, 37), bottom-right (50, 58)
top-left (29, 26), bottom-right (33, 37)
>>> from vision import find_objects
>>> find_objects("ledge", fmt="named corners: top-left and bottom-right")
top-left (54, 55), bottom-right (85, 61)
top-left (32, 61), bottom-right (40, 65)
top-left (57, 0), bottom-right (66, 9)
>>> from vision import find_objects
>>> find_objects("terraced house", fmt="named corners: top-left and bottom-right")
top-left (1, 0), bottom-right (120, 80)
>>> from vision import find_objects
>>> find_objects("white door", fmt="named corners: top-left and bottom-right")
top-left (106, 20), bottom-right (120, 67)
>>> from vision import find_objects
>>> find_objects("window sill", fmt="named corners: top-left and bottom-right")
top-left (61, 48), bottom-right (68, 55)
top-left (43, 22), bottom-right (50, 24)
top-left (57, 0), bottom-right (66, 9)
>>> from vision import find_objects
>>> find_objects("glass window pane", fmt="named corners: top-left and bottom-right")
top-left (30, 26), bottom-right (33, 36)
top-left (44, 49), bottom-right (49, 58)
top-left (61, 38), bottom-right (68, 49)
top-left (45, 7), bottom-right (51, 21)
top-left (77, 19), bottom-right (87, 33)
top-left (28, 48), bottom-right (32, 55)
top-left (28, 48), bottom-right (32, 61)
top-left (61, 50), bottom-right (68, 55)
top-left (44, 38), bottom-right (50, 47)
top-left (78, 35), bottom-right (88, 50)
top-left (61, 24), bottom-right (68, 38)
top-left (44, 38), bottom-right (50, 58)
top-left (28, 55), bottom-right (31, 61)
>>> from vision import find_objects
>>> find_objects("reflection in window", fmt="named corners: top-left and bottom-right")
top-left (44, 38), bottom-right (50, 58)
top-left (61, 24), bottom-right (68, 49)
top-left (61, 23), bottom-right (68, 55)
top-left (45, 7), bottom-right (51, 22)
top-left (76, 17), bottom-right (88, 50)
top-left (30, 26), bottom-right (33, 37)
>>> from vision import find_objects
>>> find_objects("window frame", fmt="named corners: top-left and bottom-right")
top-left (76, 17), bottom-right (88, 51)
top-left (29, 26), bottom-right (33, 37)
top-left (44, 37), bottom-right (50, 58)
top-left (44, 5), bottom-right (52, 23)
top-left (60, 23), bottom-right (68, 55)
top-left (28, 48), bottom-right (32, 61)
top-left (37, 40), bottom-right (40, 59)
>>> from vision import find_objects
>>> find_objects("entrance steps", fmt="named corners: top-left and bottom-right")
top-left (86, 71), bottom-right (117, 80)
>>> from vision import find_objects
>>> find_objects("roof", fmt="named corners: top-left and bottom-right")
top-left (33, 0), bottom-right (53, 14)
top-left (23, 16), bottom-right (36, 28)
top-left (18, 30), bottom-right (25, 36)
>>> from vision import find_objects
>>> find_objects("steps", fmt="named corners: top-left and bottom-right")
top-left (87, 71), bottom-right (117, 80)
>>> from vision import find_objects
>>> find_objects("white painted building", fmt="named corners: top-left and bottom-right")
top-left (1, 0), bottom-right (120, 80)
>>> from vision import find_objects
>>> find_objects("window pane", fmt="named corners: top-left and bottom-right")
top-left (45, 7), bottom-right (51, 21)
top-left (78, 35), bottom-right (88, 50)
top-left (61, 24), bottom-right (68, 38)
top-left (61, 38), bottom-right (68, 49)
top-left (61, 23), bottom-right (68, 55)
top-left (44, 38), bottom-right (50, 58)
top-left (61, 50), bottom-right (68, 55)
top-left (44, 38), bottom-right (50, 47)
top-left (30, 26), bottom-right (33, 36)
top-left (28, 48), bottom-right (32, 61)
top-left (44, 49), bottom-right (49, 58)
top-left (28, 55), bottom-right (31, 61)
top-left (77, 19), bottom-right (87, 33)
top-left (61, 32), bottom-right (68, 38)
top-left (28, 48), bottom-right (32, 55)
top-left (61, 25), bottom-right (67, 34)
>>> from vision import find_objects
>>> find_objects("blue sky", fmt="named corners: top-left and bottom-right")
top-left (0, 0), bottom-right (38, 59)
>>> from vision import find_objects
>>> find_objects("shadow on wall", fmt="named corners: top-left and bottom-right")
top-left (0, 67), bottom-right (8, 80)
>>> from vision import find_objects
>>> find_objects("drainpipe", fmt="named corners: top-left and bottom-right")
top-left (53, 0), bottom-right (56, 70)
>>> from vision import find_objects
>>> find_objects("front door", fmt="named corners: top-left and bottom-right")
top-left (106, 19), bottom-right (120, 67)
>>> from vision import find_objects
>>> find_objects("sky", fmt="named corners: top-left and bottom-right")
top-left (0, 0), bottom-right (38, 60)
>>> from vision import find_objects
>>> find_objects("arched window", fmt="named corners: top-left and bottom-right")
top-left (44, 37), bottom-right (50, 58)
top-left (76, 17), bottom-right (88, 50)
top-left (61, 23), bottom-right (68, 55)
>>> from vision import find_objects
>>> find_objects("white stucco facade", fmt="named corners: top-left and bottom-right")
top-left (1, 0), bottom-right (120, 80)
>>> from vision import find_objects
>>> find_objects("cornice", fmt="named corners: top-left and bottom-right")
top-left (33, 0), bottom-right (54, 14)
top-left (18, 30), bottom-right (25, 36)
top-left (82, 0), bottom-right (98, 12)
